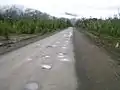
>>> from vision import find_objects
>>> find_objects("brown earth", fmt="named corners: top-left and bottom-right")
top-left (73, 29), bottom-right (120, 90)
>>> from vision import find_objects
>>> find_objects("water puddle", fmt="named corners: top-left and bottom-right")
top-left (52, 45), bottom-right (57, 47)
top-left (63, 44), bottom-right (67, 47)
top-left (59, 58), bottom-right (69, 62)
top-left (36, 44), bottom-right (41, 46)
top-left (46, 45), bottom-right (52, 48)
top-left (41, 64), bottom-right (52, 69)
top-left (42, 55), bottom-right (51, 59)
top-left (35, 44), bottom-right (41, 48)
top-left (58, 53), bottom-right (64, 55)
top-left (65, 41), bottom-right (69, 43)
top-left (64, 34), bottom-right (67, 37)
top-left (57, 52), bottom-right (67, 58)
top-left (27, 58), bottom-right (32, 61)
top-left (62, 46), bottom-right (67, 49)
top-left (56, 41), bottom-right (60, 44)
top-left (69, 32), bottom-right (72, 37)
top-left (47, 44), bottom-right (57, 48)
top-left (45, 55), bottom-right (50, 58)
top-left (24, 82), bottom-right (38, 90)
top-left (58, 55), bottom-right (64, 58)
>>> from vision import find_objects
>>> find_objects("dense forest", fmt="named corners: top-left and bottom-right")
top-left (0, 5), bottom-right (72, 39)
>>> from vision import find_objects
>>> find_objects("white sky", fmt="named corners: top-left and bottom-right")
top-left (0, 0), bottom-right (120, 18)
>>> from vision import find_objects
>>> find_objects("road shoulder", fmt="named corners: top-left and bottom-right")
top-left (0, 30), bottom-right (62, 55)
top-left (73, 29), bottom-right (120, 90)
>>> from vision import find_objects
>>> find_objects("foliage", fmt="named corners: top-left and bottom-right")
top-left (75, 16), bottom-right (120, 38)
top-left (0, 5), bottom-right (72, 39)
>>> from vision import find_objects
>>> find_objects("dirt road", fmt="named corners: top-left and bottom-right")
top-left (73, 29), bottom-right (120, 90)
top-left (1, 27), bottom-right (120, 90)
top-left (0, 27), bottom-right (77, 90)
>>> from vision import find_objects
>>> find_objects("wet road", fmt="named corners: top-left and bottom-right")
top-left (73, 29), bottom-right (120, 90)
top-left (1, 27), bottom-right (120, 90)
top-left (0, 27), bottom-right (77, 90)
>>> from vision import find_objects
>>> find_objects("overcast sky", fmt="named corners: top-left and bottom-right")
top-left (0, 0), bottom-right (120, 18)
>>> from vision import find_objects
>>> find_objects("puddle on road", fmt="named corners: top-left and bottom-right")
top-left (65, 41), bottom-right (69, 43)
top-left (24, 82), bottom-right (39, 90)
top-left (58, 52), bottom-right (67, 55)
top-left (42, 55), bottom-right (51, 59)
top-left (52, 45), bottom-right (57, 47)
top-left (62, 46), bottom-right (67, 49)
top-left (45, 55), bottom-right (50, 58)
top-left (64, 34), bottom-right (67, 37)
top-left (58, 52), bottom-right (64, 55)
top-left (63, 44), bottom-right (67, 47)
top-left (56, 41), bottom-right (60, 44)
top-left (59, 58), bottom-right (69, 62)
top-left (57, 52), bottom-right (67, 58)
top-left (35, 44), bottom-right (41, 48)
top-left (27, 58), bottom-right (32, 61)
top-left (58, 55), bottom-right (64, 58)
top-left (36, 44), bottom-right (41, 46)
top-left (41, 64), bottom-right (52, 69)
top-left (46, 45), bottom-right (52, 48)
top-left (47, 44), bottom-right (57, 48)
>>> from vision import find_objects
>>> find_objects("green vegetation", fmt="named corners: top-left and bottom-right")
top-left (75, 15), bottom-right (120, 48)
top-left (75, 15), bottom-right (120, 37)
top-left (0, 5), bottom-right (72, 40)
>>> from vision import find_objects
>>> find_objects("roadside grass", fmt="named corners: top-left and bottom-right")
top-left (0, 28), bottom-right (65, 55)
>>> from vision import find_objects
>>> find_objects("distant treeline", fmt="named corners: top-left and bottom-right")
top-left (75, 15), bottom-right (120, 37)
top-left (0, 5), bottom-right (72, 39)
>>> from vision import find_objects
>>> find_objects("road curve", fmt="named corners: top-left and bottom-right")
top-left (0, 27), bottom-right (77, 90)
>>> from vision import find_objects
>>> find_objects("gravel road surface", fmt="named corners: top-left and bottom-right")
top-left (1, 27), bottom-right (120, 90)
top-left (0, 27), bottom-right (77, 90)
